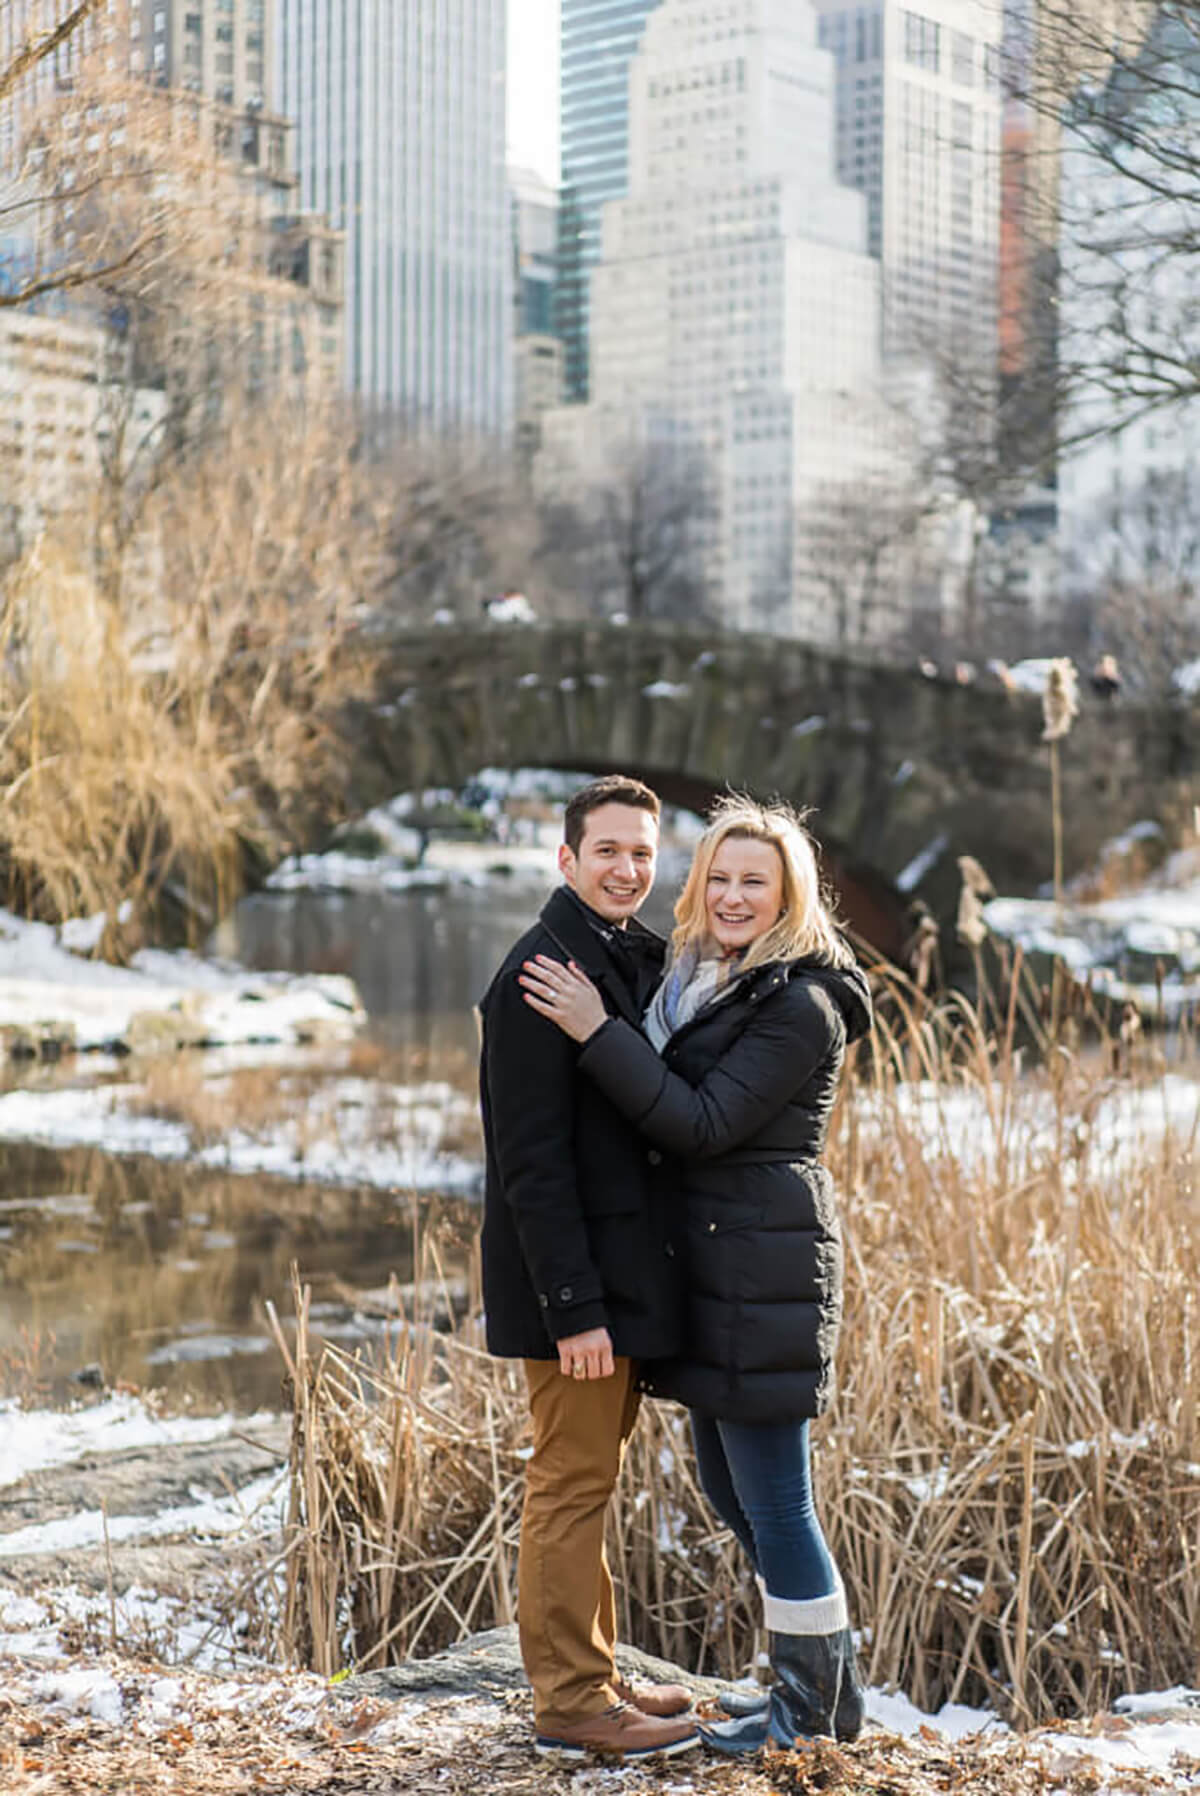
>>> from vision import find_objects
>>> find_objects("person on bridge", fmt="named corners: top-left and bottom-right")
top-left (478, 774), bottom-right (699, 1763)
top-left (520, 795), bottom-right (872, 1758)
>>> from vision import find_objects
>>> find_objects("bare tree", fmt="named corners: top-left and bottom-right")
top-left (1064, 465), bottom-right (1200, 693)
top-left (537, 433), bottom-right (716, 624)
top-left (797, 341), bottom-right (1041, 654)
top-left (0, 3), bottom-right (197, 310)
top-left (375, 437), bottom-right (540, 624)
top-left (1007, 0), bottom-right (1200, 437)
top-left (797, 474), bottom-right (933, 649)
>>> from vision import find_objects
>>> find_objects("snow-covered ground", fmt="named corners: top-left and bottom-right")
top-left (1, 1392), bottom-right (1197, 1785)
top-left (0, 1073), bottom-right (481, 1193)
top-left (984, 844), bottom-right (1200, 1018)
top-left (0, 909), bottom-right (363, 1054)
top-left (871, 1072), bottom-right (1200, 1187)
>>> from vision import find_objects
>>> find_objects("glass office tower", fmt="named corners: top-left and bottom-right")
top-left (557, 0), bottom-right (660, 400)
top-left (278, 0), bottom-right (511, 432)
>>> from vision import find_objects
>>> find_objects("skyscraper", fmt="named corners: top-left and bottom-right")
top-left (129, 0), bottom-right (274, 108)
top-left (543, 0), bottom-right (890, 633)
top-left (277, 0), bottom-right (511, 430)
top-left (815, 0), bottom-right (1003, 362)
top-left (510, 165), bottom-right (564, 470)
top-left (558, 0), bottom-right (661, 400)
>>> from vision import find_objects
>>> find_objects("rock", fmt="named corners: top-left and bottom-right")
top-left (1, 1022), bottom-right (77, 1061)
top-left (336, 1624), bottom-right (726, 1710)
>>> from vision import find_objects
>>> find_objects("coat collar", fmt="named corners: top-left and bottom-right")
top-left (538, 886), bottom-right (664, 1027)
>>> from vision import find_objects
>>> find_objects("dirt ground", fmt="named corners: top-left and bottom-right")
top-left (3, 1653), bottom-right (1197, 1796)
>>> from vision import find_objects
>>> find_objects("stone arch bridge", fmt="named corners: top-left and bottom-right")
top-left (344, 622), bottom-right (1198, 956)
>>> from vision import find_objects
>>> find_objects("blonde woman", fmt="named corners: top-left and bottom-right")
top-left (519, 796), bottom-right (872, 1756)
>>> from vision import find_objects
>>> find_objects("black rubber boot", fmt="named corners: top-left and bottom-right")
top-left (717, 1685), bottom-right (769, 1719)
top-left (833, 1627), bottom-right (866, 1742)
top-left (700, 1631), bottom-right (841, 1758)
top-left (769, 1629), bottom-right (842, 1745)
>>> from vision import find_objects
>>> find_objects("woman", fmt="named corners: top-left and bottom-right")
top-left (519, 795), bottom-right (871, 1756)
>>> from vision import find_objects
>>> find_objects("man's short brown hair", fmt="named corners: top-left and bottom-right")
top-left (563, 776), bottom-right (661, 853)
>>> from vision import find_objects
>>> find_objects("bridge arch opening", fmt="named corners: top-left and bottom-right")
top-left (453, 758), bottom-right (913, 964)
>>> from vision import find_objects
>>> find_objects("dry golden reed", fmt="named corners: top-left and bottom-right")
top-left (271, 972), bottom-right (1199, 1725)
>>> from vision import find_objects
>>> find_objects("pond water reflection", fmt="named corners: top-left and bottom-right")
top-left (0, 1140), bottom-right (476, 1413)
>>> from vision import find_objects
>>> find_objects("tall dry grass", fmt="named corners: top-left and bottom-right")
top-left (271, 973), bottom-right (1199, 1724)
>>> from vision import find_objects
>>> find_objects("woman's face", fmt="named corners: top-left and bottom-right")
top-left (705, 836), bottom-right (785, 954)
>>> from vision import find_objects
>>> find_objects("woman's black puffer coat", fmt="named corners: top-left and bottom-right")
top-left (576, 954), bottom-right (872, 1423)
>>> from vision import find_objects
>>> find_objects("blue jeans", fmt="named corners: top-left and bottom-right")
top-left (690, 1412), bottom-right (837, 1601)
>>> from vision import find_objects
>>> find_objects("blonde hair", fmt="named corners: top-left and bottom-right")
top-left (671, 794), bottom-right (852, 971)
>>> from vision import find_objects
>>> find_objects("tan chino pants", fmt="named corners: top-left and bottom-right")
top-left (519, 1356), bottom-right (641, 1731)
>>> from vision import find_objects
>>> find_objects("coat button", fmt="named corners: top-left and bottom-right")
top-left (558, 1285), bottom-right (573, 1302)
top-left (539, 1293), bottom-right (549, 1307)
top-left (665, 1243), bottom-right (675, 1258)
top-left (708, 1221), bottom-right (717, 1232)
top-left (647, 1149), bottom-right (662, 1165)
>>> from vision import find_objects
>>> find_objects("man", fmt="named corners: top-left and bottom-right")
top-left (479, 775), bottom-right (698, 1761)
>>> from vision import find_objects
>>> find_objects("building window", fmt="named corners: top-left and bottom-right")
top-left (952, 31), bottom-right (974, 83)
top-left (903, 11), bottom-right (940, 71)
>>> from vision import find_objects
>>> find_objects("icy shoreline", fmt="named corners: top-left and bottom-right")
top-left (0, 908), bottom-right (363, 1057)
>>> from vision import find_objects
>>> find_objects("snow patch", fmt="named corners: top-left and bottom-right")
top-left (0, 1469), bottom-right (285, 1560)
top-left (0, 1393), bottom-right (277, 1490)
top-left (0, 1075), bottom-right (482, 1195)
top-left (0, 907), bottom-right (363, 1051)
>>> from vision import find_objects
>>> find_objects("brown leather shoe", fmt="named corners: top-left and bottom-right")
top-left (535, 1702), bottom-right (701, 1760)
top-left (612, 1675), bottom-right (693, 1718)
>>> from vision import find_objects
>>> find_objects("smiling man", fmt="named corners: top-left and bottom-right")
top-left (479, 775), bottom-right (697, 1761)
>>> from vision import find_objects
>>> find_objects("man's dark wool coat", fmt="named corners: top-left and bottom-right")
top-left (479, 886), bottom-right (684, 1361)
top-left (576, 953), bottom-right (873, 1422)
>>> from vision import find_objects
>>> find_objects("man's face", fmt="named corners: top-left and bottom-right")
top-left (558, 802), bottom-right (658, 925)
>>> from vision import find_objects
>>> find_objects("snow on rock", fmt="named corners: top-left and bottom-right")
top-left (0, 1393), bottom-right (278, 1491)
top-left (0, 1468), bottom-right (285, 1560)
top-left (984, 866), bottom-right (1200, 1019)
top-left (1005, 658), bottom-right (1058, 695)
top-left (0, 908), bottom-right (364, 1053)
top-left (1037, 1708), bottom-right (1200, 1784)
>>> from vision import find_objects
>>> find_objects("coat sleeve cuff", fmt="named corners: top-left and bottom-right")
top-left (543, 1295), bottom-right (610, 1341)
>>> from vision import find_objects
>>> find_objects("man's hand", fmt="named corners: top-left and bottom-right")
top-left (557, 1326), bottom-right (615, 1380)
